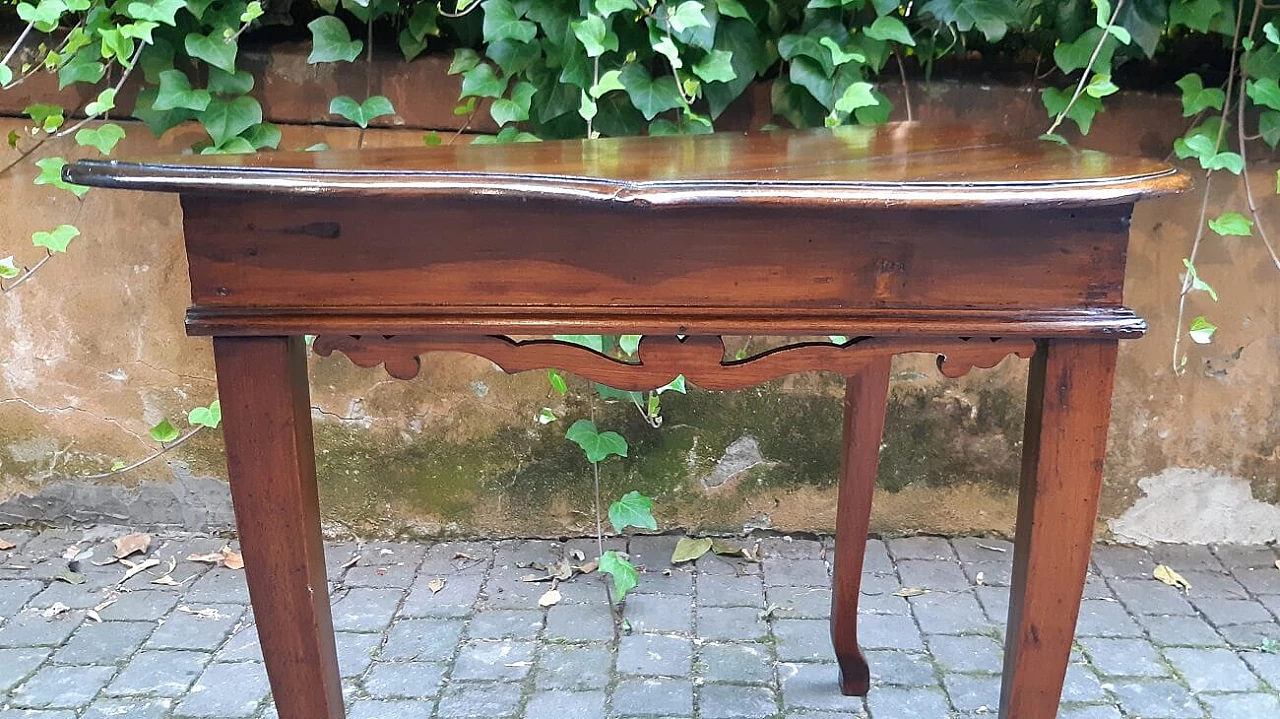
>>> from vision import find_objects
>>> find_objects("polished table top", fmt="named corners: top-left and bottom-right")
top-left (66, 124), bottom-right (1185, 208)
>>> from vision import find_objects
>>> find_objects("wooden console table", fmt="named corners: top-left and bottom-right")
top-left (67, 125), bottom-right (1184, 719)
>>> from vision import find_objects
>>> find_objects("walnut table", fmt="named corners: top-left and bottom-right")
top-left (67, 124), bottom-right (1185, 719)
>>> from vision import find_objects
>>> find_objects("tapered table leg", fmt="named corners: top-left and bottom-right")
top-left (831, 356), bottom-right (892, 696)
top-left (213, 336), bottom-right (344, 719)
top-left (1000, 339), bottom-right (1119, 719)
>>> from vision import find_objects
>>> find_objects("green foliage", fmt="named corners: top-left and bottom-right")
top-left (329, 95), bottom-right (396, 128)
top-left (31, 224), bottom-right (80, 253)
top-left (148, 418), bottom-right (180, 443)
top-left (565, 419), bottom-right (629, 463)
top-left (187, 400), bottom-right (222, 429)
top-left (608, 490), bottom-right (657, 533)
top-left (597, 549), bottom-right (639, 602)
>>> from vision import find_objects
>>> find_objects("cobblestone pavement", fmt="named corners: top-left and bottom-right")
top-left (1, 528), bottom-right (1279, 719)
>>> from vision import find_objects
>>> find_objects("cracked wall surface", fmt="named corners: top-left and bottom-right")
top-left (1, 81), bottom-right (1278, 541)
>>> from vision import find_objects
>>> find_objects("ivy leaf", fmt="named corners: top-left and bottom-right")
top-left (608, 491), bottom-right (657, 533)
top-left (32, 225), bottom-right (80, 253)
top-left (715, 0), bottom-right (751, 19)
top-left (668, 1), bottom-right (712, 33)
top-left (1053, 28), bottom-right (1116, 74)
top-left (329, 95), bottom-right (396, 128)
top-left (133, 87), bottom-right (196, 136)
top-left (834, 81), bottom-right (877, 114)
top-left (149, 418), bottom-right (180, 443)
top-left (187, 400), bottom-right (222, 429)
top-left (482, 0), bottom-right (537, 44)
top-left (618, 334), bottom-right (642, 355)
top-left (84, 88), bottom-right (117, 117)
top-left (34, 157), bottom-right (90, 197)
top-left (597, 550), bottom-right (638, 602)
top-left (620, 64), bottom-right (684, 120)
top-left (17, 0), bottom-right (66, 32)
top-left (1188, 316), bottom-right (1217, 345)
top-left (120, 20), bottom-right (160, 44)
top-left (1175, 73), bottom-right (1225, 116)
top-left (240, 0), bottom-right (263, 23)
top-left (154, 70), bottom-right (210, 111)
top-left (242, 122), bottom-right (281, 150)
top-left (491, 81), bottom-right (536, 125)
top-left (25, 103), bottom-right (65, 133)
top-left (449, 48), bottom-right (481, 75)
top-left (461, 63), bottom-right (508, 98)
top-left (307, 16), bottom-right (363, 64)
top-left (1208, 212), bottom-right (1253, 237)
top-left (864, 16), bottom-right (916, 46)
top-left (1260, 111), bottom-right (1280, 149)
top-left (1247, 78), bottom-right (1280, 112)
top-left (0, 256), bottom-right (20, 280)
top-left (126, 0), bottom-right (186, 25)
top-left (1041, 86), bottom-right (1103, 135)
top-left (655, 374), bottom-right (687, 394)
top-left (547, 369), bottom-right (568, 395)
top-left (200, 95), bottom-right (263, 147)
top-left (57, 53), bottom-right (104, 89)
top-left (692, 49), bottom-right (736, 83)
top-left (185, 32), bottom-right (238, 73)
top-left (75, 123), bottom-right (126, 155)
top-left (590, 70), bottom-right (626, 99)
top-left (571, 15), bottom-right (618, 58)
top-left (1169, 0), bottom-right (1224, 33)
top-left (565, 419), bottom-right (628, 463)
top-left (1085, 74), bottom-right (1119, 98)
top-left (1181, 259), bottom-right (1218, 301)
top-left (0, 64), bottom-right (11, 87)
top-left (919, 0), bottom-right (1022, 42)
top-left (207, 68), bottom-right (254, 95)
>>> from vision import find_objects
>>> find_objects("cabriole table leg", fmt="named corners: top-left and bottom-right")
top-left (1000, 339), bottom-right (1119, 719)
top-left (212, 336), bottom-right (345, 719)
top-left (831, 356), bottom-right (892, 696)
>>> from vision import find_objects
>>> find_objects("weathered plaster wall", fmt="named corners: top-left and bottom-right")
top-left (1, 70), bottom-right (1277, 541)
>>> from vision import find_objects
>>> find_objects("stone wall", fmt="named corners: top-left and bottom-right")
top-left (1, 51), bottom-right (1277, 542)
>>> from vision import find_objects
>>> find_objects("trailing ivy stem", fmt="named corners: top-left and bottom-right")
top-left (80, 426), bottom-right (205, 479)
top-left (1044, 0), bottom-right (1125, 137)
top-left (0, 250), bottom-right (53, 294)
top-left (57, 44), bottom-right (145, 138)
top-left (1171, 1), bottom-right (1247, 373)
top-left (893, 48), bottom-right (913, 122)
top-left (0, 22), bottom-right (34, 71)
top-left (1235, 4), bottom-right (1280, 275)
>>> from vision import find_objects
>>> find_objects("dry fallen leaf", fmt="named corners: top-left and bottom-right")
top-left (671, 537), bottom-right (713, 564)
top-left (577, 560), bottom-right (599, 575)
top-left (220, 547), bottom-right (244, 570)
top-left (187, 552), bottom-right (224, 564)
top-left (977, 543), bottom-right (1008, 553)
top-left (178, 605), bottom-right (223, 619)
top-left (55, 568), bottom-right (86, 585)
top-left (151, 575), bottom-right (181, 586)
top-left (975, 571), bottom-right (986, 586)
top-left (120, 558), bottom-right (161, 584)
top-left (86, 610), bottom-right (102, 623)
top-left (1275, 559), bottom-right (1280, 571)
top-left (1153, 564), bottom-right (1191, 592)
top-left (427, 578), bottom-right (446, 594)
top-left (538, 588), bottom-right (562, 607)
top-left (709, 539), bottom-right (746, 557)
top-left (41, 602), bottom-right (71, 618)
top-left (504, 661), bottom-right (533, 668)
top-left (0, 538), bottom-right (15, 551)
top-left (892, 587), bottom-right (928, 598)
top-left (341, 555), bottom-right (360, 570)
top-left (113, 533), bottom-right (152, 560)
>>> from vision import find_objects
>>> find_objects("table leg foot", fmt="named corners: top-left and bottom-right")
top-left (830, 356), bottom-right (891, 698)
top-left (1000, 339), bottom-right (1118, 719)
top-left (213, 336), bottom-right (344, 719)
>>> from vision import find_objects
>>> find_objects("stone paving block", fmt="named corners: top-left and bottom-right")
top-left (622, 593), bottom-right (693, 633)
top-left (784, 712), bottom-right (866, 719)
top-left (1082, 573), bottom-right (1113, 600)
top-left (330, 587), bottom-right (405, 633)
top-left (1149, 544), bottom-right (1224, 573)
top-left (399, 573), bottom-right (484, 617)
top-left (1136, 614), bottom-right (1225, 647)
top-left (864, 686), bottom-right (951, 719)
top-left (549, 574), bottom-right (617, 604)
top-left (631, 566), bottom-right (694, 595)
top-left (214, 623), bottom-right (263, 663)
top-left (535, 643), bottom-right (613, 691)
top-left (104, 649), bottom-right (208, 697)
top-left (697, 642), bottom-right (774, 685)
top-left (1109, 578), bottom-right (1195, 616)
top-left (773, 619), bottom-right (832, 663)
top-left (696, 552), bottom-right (762, 576)
top-left (1058, 706), bottom-right (1121, 719)
top-left (0, 710), bottom-right (78, 718)
top-left (973, 586), bottom-right (1009, 624)
top-left (1199, 692), bottom-right (1280, 719)
top-left (855, 574), bottom-right (909, 616)
top-left (9, 664), bottom-right (115, 710)
top-left (1215, 622), bottom-right (1280, 648)
top-left (697, 573), bottom-right (764, 607)
top-left (184, 569), bottom-right (250, 604)
top-left (1258, 593), bottom-right (1280, 620)
top-left (30, 581), bottom-right (111, 611)
top-left (451, 639), bottom-right (536, 681)
top-left (1111, 679), bottom-right (1204, 719)
top-left (857, 613), bottom-right (924, 651)
top-left (81, 697), bottom-right (173, 718)
top-left (866, 649), bottom-right (936, 686)
top-left (698, 683), bottom-right (778, 719)
top-left (1075, 599), bottom-right (1143, 637)
top-left (419, 540), bottom-right (495, 575)
top-left (1180, 571), bottom-right (1250, 601)
top-left (0, 580), bottom-right (44, 618)
top-left (895, 560), bottom-right (970, 592)
top-left (1163, 647), bottom-right (1261, 692)
top-left (627, 536), bottom-right (681, 570)
top-left (1062, 663), bottom-right (1107, 703)
top-left (950, 538), bottom-right (1012, 564)
top-left (174, 661), bottom-right (270, 717)
top-left (908, 591), bottom-right (992, 635)
top-left (493, 539), bottom-right (560, 568)
top-left (1240, 650), bottom-right (1280, 689)
top-left (51, 620), bottom-right (153, 665)
top-left (1078, 637), bottom-right (1169, 677)
top-left (0, 648), bottom-right (51, 696)
top-left (482, 572), bottom-right (555, 608)
top-left (1192, 598), bottom-right (1274, 627)
top-left (362, 661), bottom-right (446, 699)
top-left (380, 618), bottom-right (464, 661)
top-left (524, 690), bottom-right (607, 719)
top-left (0, 612), bottom-right (83, 647)
top-left (617, 633), bottom-right (692, 676)
top-left (1212, 544), bottom-right (1279, 570)
top-left (763, 559), bottom-right (830, 588)
top-left (464, 609), bottom-right (542, 639)
top-left (962, 562), bottom-right (1010, 587)
top-left (99, 589), bottom-right (180, 621)
top-left (943, 673), bottom-right (1001, 713)
top-left (765, 585), bottom-right (831, 619)
top-left (346, 699), bottom-right (432, 719)
top-left (335, 630), bottom-right (382, 677)
top-left (760, 537), bottom-right (823, 560)
top-left (926, 634), bottom-right (1002, 674)
top-left (696, 605), bottom-right (767, 641)
top-left (545, 601), bottom-right (615, 641)
top-left (612, 677), bottom-right (694, 717)
top-left (323, 541), bottom-right (361, 578)
top-left (862, 539), bottom-right (892, 575)
top-left (344, 543), bottom-right (427, 588)
top-left (1092, 545), bottom-right (1155, 579)
top-left (145, 603), bottom-right (243, 650)
top-left (887, 537), bottom-right (956, 561)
